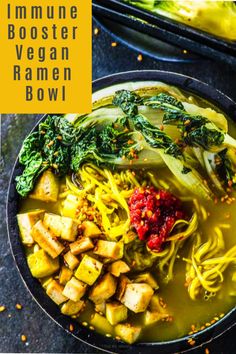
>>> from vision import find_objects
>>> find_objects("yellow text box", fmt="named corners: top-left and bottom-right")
top-left (0, 0), bottom-right (92, 113)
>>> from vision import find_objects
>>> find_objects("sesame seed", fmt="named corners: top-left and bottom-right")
top-left (188, 338), bottom-right (196, 346)
top-left (0, 306), bottom-right (6, 313)
top-left (111, 42), bottom-right (117, 47)
top-left (16, 303), bottom-right (22, 310)
top-left (21, 335), bottom-right (27, 342)
top-left (69, 324), bottom-right (74, 332)
top-left (137, 54), bottom-right (143, 62)
top-left (205, 348), bottom-right (210, 354)
top-left (94, 28), bottom-right (99, 36)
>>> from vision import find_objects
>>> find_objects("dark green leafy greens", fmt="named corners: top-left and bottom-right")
top-left (131, 114), bottom-right (182, 158)
top-left (16, 116), bottom-right (76, 197)
top-left (215, 149), bottom-right (236, 189)
top-left (16, 88), bottom-right (236, 199)
top-left (16, 115), bottom-right (145, 197)
top-left (144, 93), bottom-right (231, 152)
top-left (143, 91), bottom-right (236, 191)
top-left (112, 90), bottom-right (214, 200)
top-left (70, 119), bottom-right (139, 171)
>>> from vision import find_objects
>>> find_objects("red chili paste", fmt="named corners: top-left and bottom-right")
top-left (128, 187), bottom-right (185, 251)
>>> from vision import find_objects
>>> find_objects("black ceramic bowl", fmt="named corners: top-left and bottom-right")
top-left (7, 71), bottom-right (236, 354)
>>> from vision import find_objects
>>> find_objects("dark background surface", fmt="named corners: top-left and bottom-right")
top-left (0, 20), bottom-right (236, 353)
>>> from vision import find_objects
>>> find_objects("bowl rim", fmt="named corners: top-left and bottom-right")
top-left (6, 70), bottom-right (236, 354)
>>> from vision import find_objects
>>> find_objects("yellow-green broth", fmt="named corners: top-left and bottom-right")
top-left (18, 94), bottom-right (236, 343)
top-left (19, 163), bottom-right (236, 342)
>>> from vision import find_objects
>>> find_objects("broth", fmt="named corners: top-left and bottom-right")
top-left (17, 84), bottom-right (236, 344)
top-left (20, 163), bottom-right (236, 342)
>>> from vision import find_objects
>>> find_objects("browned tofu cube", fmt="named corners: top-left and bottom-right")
top-left (144, 310), bottom-right (169, 326)
top-left (89, 273), bottom-right (117, 304)
top-left (17, 210), bottom-right (45, 245)
top-left (46, 280), bottom-right (68, 305)
top-left (62, 277), bottom-right (87, 301)
top-left (106, 302), bottom-right (128, 325)
top-left (121, 283), bottom-right (154, 313)
top-left (82, 221), bottom-right (102, 238)
top-left (27, 249), bottom-right (59, 278)
top-left (59, 266), bottom-right (73, 285)
top-left (70, 237), bottom-right (94, 255)
top-left (108, 260), bottom-right (130, 277)
top-left (30, 170), bottom-right (59, 202)
top-left (61, 299), bottom-right (85, 316)
top-left (94, 240), bottom-right (123, 260)
top-left (134, 272), bottom-right (159, 290)
top-left (43, 213), bottom-right (78, 242)
top-left (90, 313), bottom-right (113, 334)
top-left (60, 217), bottom-right (78, 241)
top-left (31, 220), bottom-right (64, 258)
top-left (64, 251), bottom-right (80, 270)
top-left (115, 323), bottom-right (142, 344)
top-left (116, 275), bottom-right (131, 302)
top-left (62, 194), bottom-right (84, 218)
top-left (75, 255), bottom-right (103, 286)
top-left (43, 213), bottom-right (61, 237)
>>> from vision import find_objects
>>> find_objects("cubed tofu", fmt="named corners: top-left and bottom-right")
top-left (115, 323), bottom-right (141, 344)
top-left (62, 277), bottom-right (87, 302)
top-left (75, 255), bottom-right (103, 286)
top-left (43, 213), bottom-right (78, 242)
top-left (40, 276), bottom-right (53, 289)
top-left (121, 283), bottom-right (154, 313)
top-left (61, 299), bottom-right (85, 316)
top-left (31, 220), bottom-right (64, 258)
top-left (60, 217), bottom-right (78, 241)
top-left (95, 301), bottom-right (106, 314)
top-left (144, 310), bottom-right (169, 326)
top-left (17, 210), bottom-right (45, 245)
top-left (82, 221), bottom-right (102, 238)
top-left (90, 313), bottom-right (113, 334)
top-left (27, 249), bottom-right (59, 278)
top-left (30, 170), bottom-right (59, 202)
top-left (94, 240), bottom-right (123, 260)
top-left (43, 213), bottom-right (62, 236)
top-left (106, 302), bottom-right (128, 325)
top-left (89, 273), bottom-right (117, 304)
top-left (116, 275), bottom-right (131, 301)
top-left (149, 294), bottom-right (165, 313)
top-left (70, 237), bottom-right (94, 255)
top-left (46, 280), bottom-right (68, 305)
top-left (134, 273), bottom-right (159, 290)
top-left (64, 251), bottom-right (80, 270)
top-left (62, 194), bottom-right (83, 218)
top-left (59, 266), bottom-right (73, 285)
top-left (108, 260), bottom-right (130, 277)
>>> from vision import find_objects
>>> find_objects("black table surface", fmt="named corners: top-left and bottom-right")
top-left (0, 20), bottom-right (236, 353)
